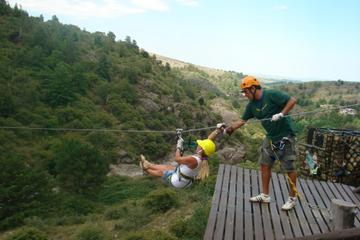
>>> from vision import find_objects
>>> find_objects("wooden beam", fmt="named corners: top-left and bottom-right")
top-left (298, 142), bottom-right (326, 151)
top-left (288, 227), bottom-right (360, 240)
top-left (353, 186), bottom-right (360, 194)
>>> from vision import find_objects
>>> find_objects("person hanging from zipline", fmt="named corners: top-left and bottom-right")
top-left (139, 123), bottom-right (226, 189)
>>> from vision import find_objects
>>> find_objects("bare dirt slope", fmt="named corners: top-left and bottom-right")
top-left (210, 97), bottom-right (240, 123)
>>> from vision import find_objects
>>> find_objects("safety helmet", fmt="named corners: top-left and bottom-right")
top-left (196, 139), bottom-right (216, 157)
top-left (240, 76), bottom-right (260, 89)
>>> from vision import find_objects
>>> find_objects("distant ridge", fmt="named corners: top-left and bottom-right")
top-left (151, 53), bottom-right (283, 84)
top-left (151, 53), bottom-right (234, 77)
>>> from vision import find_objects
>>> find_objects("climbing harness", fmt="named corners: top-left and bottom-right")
top-left (267, 138), bottom-right (339, 213)
top-left (175, 165), bottom-right (195, 181)
top-left (265, 137), bottom-right (290, 162)
top-left (264, 136), bottom-right (301, 200)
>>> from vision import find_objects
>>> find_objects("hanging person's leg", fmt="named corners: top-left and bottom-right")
top-left (139, 154), bottom-right (175, 177)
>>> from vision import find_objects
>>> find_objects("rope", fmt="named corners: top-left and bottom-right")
top-left (270, 139), bottom-right (332, 214)
top-left (0, 103), bottom-right (358, 134)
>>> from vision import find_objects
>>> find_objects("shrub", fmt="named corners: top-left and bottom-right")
top-left (170, 205), bottom-right (209, 240)
top-left (143, 188), bottom-right (178, 213)
top-left (53, 137), bottom-right (108, 195)
top-left (23, 216), bottom-right (45, 230)
top-left (113, 204), bottom-right (152, 231)
top-left (0, 155), bottom-right (52, 230)
top-left (62, 195), bottom-right (98, 215)
top-left (99, 176), bottom-right (159, 205)
top-left (48, 215), bottom-right (86, 226)
top-left (124, 230), bottom-right (176, 240)
top-left (6, 227), bottom-right (48, 240)
top-left (189, 175), bottom-right (217, 202)
top-left (104, 206), bottom-right (128, 220)
top-left (74, 224), bottom-right (110, 240)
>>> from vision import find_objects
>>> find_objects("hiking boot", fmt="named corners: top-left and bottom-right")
top-left (282, 197), bottom-right (297, 210)
top-left (249, 193), bottom-right (271, 203)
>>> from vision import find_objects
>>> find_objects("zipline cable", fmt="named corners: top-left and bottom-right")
top-left (0, 126), bottom-right (175, 133)
top-left (0, 103), bottom-right (359, 134)
top-left (249, 102), bottom-right (360, 123)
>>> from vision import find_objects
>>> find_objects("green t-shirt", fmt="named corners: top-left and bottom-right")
top-left (242, 89), bottom-right (295, 142)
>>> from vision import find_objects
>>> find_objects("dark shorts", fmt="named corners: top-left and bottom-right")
top-left (259, 136), bottom-right (297, 172)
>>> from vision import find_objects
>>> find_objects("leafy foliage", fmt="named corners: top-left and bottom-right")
top-left (6, 227), bottom-right (49, 240)
top-left (98, 176), bottom-right (159, 204)
top-left (0, 155), bottom-right (52, 230)
top-left (0, 3), bottom-right (223, 236)
top-left (74, 224), bottom-right (110, 240)
top-left (170, 205), bottom-right (209, 240)
top-left (124, 230), bottom-right (177, 240)
top-left (143, 188), bottom-right (179, 213)
top-left (53, 138), bottom-right (108, 195)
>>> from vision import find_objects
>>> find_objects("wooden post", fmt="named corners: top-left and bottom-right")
top-left (330, 199), bottom-right (357, 231)
top-left (352, 186), bottom-right (360, 194)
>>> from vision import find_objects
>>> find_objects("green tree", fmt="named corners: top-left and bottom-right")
top-left (6, 227), bottom-right (49, 240)
top-left (96, 54), bottom-right (111, 80)
top-left (107, 31), bottom-right (116, 42)
top-left (53, 138), bottom-right (108, 195)
top-left (0, 88), bottom-right (15, 117)
top-left (0, 155), bottom-right (52, 230)
top-left (0, 0), bottom-right (11, 15)
top-left (51, 15), bottom-right (59, 23)
top-left (44, 63), bottom-right (76, 107)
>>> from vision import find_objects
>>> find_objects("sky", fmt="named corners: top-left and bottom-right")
top-left (8, 0), bottom-right (360, 82)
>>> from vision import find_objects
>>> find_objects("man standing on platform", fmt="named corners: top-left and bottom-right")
top-left (225, 76), bottom-right (298, 210)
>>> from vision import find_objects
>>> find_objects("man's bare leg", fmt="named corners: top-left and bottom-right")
top-left (261, 164), bottom-right (272, 195)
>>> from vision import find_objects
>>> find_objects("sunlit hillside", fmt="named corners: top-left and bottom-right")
top-left (1, 2), bottom-right (359, 240)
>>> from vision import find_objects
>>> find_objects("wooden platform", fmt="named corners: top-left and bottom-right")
top-left (204, 164), bottom-right (360, 240)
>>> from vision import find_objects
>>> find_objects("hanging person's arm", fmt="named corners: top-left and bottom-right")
top-left (225, 119), bottom-right (247, 135)
top-left (207, 123), bottom-right (227, 140)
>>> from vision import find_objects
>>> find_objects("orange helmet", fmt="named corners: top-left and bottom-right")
top-left (240, 76), bottom-right (260, 89)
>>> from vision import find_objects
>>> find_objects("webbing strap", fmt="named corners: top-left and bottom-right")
top-left (175, 166), bottom-right (194, 181)
top-left (286, 173), bottom-right (300, 199)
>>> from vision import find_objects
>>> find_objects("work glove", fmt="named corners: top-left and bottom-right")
top-left (176, 137), bottom-right (184, 151)
top-left (271, 112), bottom-right (284, 122)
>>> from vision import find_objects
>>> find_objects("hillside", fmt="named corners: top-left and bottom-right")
top-left (0, 2), bottom-right (225, 239)
top-left (1, 2), bottom-right (359, 240)
top-left (154, 53), bottom-right (281, 97)
top-left (0, 3), bottom-right (224, 163)
top-left (154, 53), bottom-right (360, 167)
top-left (154, 53), bottom-right (359, 123)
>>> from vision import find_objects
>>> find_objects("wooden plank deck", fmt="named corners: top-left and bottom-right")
top-left (204, 164), bottom-right (360, 240)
